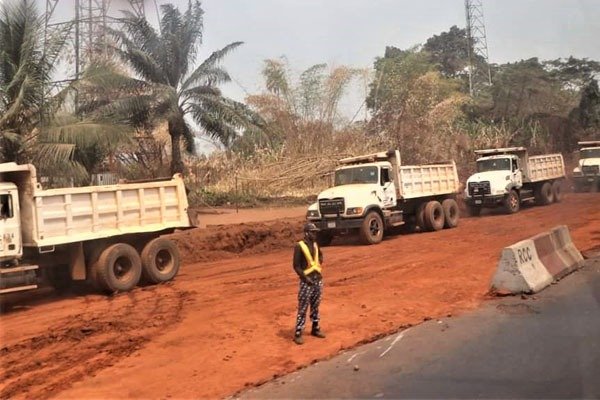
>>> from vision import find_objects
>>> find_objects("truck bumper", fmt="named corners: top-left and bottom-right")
top-left (574, 175), bottom-right (599, 187)
top-left (308, 217), bottom-right (364, 231)
top-left (466, 194), bottom-right (505, 207)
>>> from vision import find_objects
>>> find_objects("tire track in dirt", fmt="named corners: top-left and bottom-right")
top-left (1, 194), bottom-right (598, 399)
top-left (0, 285), bottom-right (191, 399)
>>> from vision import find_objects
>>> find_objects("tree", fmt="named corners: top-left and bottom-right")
top-left (106, 1), bottom-right (260, 174)
top-left (366, 47), bottom-right (468, 163)
top-left (366, 46), bottom-right (434, 115)
top-left (578, 79), bottom-right (600, 130)
top-left (480, 58), bottom-right (574, 120)
top-left (423, 25), bottom-right (470, 78)
top-left (0, 0), bottom-right (129, 184)
top-left (243, 58), bottom-right (358, 156)
top-left (0, 0), bottom-right (69, 162)
top-left (545, 57), bottom-right (600, 92)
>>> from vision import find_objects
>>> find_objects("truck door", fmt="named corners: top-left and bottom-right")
top-left (0, 191), bottom-right (22, 260)
top-left (512, 158), bottom-right (523, 188)
top-left (380, 168), bottom-right (395, 207)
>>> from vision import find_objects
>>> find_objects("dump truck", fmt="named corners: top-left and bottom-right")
top-left (573, 141), bottom-right (600, 192)
top-left (306, 150), bottom-right (461, 245)
top-left (0, 162), bottom-right (195, 295)
top-left (464, 147), bottom-right (565, 215)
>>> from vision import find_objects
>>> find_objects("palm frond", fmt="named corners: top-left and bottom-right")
top-left (42, 119), bottom-right (134, 150)
top-left (180, 41), bottom-right (242, 91)
top-left (262, 58), bottom-right (291, 97)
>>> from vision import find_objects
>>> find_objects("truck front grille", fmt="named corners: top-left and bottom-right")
top-left (468, 181), bottom-right (491, 196)
top-left (582, 165), bottom-right (600, 175)
top-left (319, 198), bottom-right (345, 216)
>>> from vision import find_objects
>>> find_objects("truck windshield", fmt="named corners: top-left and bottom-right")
top-left (581, 148), bottom-right (600, 158)
top-left (476, 158), bottom-right (511, 172)
top-left (334, 166), bottom-right (378, 186)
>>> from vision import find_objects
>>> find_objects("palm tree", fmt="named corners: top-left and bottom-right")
top-left (0, 0), bottom-right (67, 162)
top-left (107, 0), bottom-right (260, 174)
top-left (0, 0), bottom-right (128, 185)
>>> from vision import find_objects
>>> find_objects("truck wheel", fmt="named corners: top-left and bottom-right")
top-left (359, 211), bottom-right (384, 245)
top-left (536, 182), bottom-right (554, 205)
top-left (552, 181), bottom-right (562, 202)
top-left (316, 231), bottom-right (333, 247)
top-left (442, 199), bottom-right (459, 228)
top-left (93, 243), bottom-right (142, 293)
top-left (141, 238), bottom-right (181, 284)
top-left (466, 204), bottom-right (482, 217)
top-left (424, 201), bottom-right (444, 231)
top-left (415, 203), bottom-right (427, 230)
top-left (503, 190), bottom-right (520, 214)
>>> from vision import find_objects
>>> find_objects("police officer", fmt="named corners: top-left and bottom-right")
top-left (292, 222), bottom-right (326, 345)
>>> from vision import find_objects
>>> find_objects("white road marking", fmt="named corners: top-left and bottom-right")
top-left (379, 329), bottom-right (409, 358)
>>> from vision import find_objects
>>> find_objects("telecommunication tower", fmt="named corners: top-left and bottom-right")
top-left (128, 0), bottom-right (146, 17)
top-left (44, 0), bottom-right (149, 83)
top-left (464, 0), bottom-right (492, 95)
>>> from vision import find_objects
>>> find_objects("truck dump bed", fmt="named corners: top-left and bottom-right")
top-left (25, 176), bottom-right (192, 247)
top-left (399, 163), bottom-right (460, 199)
top-left (338, 150), bottom-right (460, 200)
top-left (527, 154), bottom-right (565, 182)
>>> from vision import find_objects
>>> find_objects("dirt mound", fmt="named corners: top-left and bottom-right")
top-left (170, 217), bottom-right (305, 264)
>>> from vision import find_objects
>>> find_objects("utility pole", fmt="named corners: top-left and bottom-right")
top-left (465, 0), bottom-right (492, 96)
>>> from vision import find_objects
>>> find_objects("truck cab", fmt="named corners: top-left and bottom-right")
top-left (573, 141), bottom-right (600, 192)
top-left (465, 152), bottom-right (524, 212)
top-left (307, 160), bottom-right (397, 244)
top-left (307, 150), bottom-right (460, 245)
top-left (465, 147), bottom-right (565, 215)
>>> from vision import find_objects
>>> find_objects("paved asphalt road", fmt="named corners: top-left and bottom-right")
top-left (239, 258), bottom-right (600, 399)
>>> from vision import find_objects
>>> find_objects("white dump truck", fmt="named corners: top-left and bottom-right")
top-left (0, 162), bottom-right (194, 295)
top-left (464, 147), bottom-right (565, 215)
top-left (306, 150), bottom-right (461, 245)
top-left (573, 141), bottom-right (600, 192)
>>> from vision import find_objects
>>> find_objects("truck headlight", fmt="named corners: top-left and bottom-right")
top-left (346, 207), bottom-right (363, 216)
top-left (306, 210), bottom-right (320, 219)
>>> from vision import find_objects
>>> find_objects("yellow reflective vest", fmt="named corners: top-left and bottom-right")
top-left (298, 240), bottom-right (322, 276)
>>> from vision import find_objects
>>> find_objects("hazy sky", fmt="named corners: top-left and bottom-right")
top-left (189, 0), bottom-right (600, 101)
top-left (18, 0), bottom-right (600, 148)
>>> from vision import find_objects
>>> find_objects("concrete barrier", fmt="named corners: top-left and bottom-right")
top-left (490, 225), bottom-right (583, 294)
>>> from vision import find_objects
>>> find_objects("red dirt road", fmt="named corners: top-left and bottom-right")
top-left (1, 194), bottom-right (599, 399)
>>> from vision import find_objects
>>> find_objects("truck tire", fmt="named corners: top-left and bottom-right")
top-left (503, 190), bottom-right (520, 214)
top-left (552, 180), bottom-right (562, 202)
top-left (93, 243), bottom-right (142, 293)
top-left (359, 211), bottom-right (384, 245)
top-left (424, 201), bottom-right (444, 231)
top-left (466, 204), bottom-right (482, 217)
top-left (141, 238), bottom-right (181, 284)
top-left (316, 231), bottom-right (333, 247)
top-left (442, 199), bottom-right (459, 228)
top-left (415, 202), bottom-right (427, 231)
top-left (536, 182), bottom-right (554, 205)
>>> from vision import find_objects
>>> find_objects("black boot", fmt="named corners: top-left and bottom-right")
top-left (311, 325), bottom-right (326, 338)
top-left (293, 331), bottom-right (304, 345)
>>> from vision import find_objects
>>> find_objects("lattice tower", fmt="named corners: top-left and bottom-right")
top-left (465, 0), bottom-right (492, 95)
